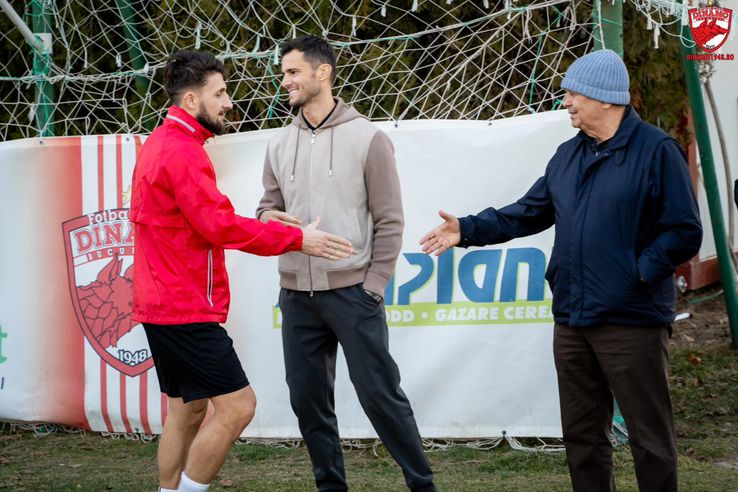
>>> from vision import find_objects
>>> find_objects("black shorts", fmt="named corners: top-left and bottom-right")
top-left (143, 322), bottom-right (249, 403)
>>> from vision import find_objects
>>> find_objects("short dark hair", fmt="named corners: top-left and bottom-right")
top-left (281, 35), bottom-right (337, 84)
top-left (164, 50), bottom-right (226, 105)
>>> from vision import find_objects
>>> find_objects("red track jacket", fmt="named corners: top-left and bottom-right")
top-left (130, 106), bottom-right (302, 324)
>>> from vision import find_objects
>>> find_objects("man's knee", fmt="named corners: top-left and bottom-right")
top-left (238, 395), bottom-right (256, 429)
top-left (286, 376), bottom-right (316, 410)
top-left (229, 395), bottom-right (256, 432)
top-left (349, 361), bottom-right (399, 399)
top-left (353, 376), bottom-right (406, 417)
top-left (214, 387), bottom-right (256, 433)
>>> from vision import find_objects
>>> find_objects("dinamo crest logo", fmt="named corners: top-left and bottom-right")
top-left (63, 208), bottom-right (151, 376)
top-left (689, 5), bottom-right (733, 53)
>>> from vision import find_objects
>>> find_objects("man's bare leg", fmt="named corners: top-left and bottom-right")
top-left (157, 397), bottom-right (208, 489)
top-left (183, 385), bottom-right (256, 484)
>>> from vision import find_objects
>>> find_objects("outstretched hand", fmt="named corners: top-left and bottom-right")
top-left (419, 210), bottom-right (461, 256)
top-left (301, 217), bottom-right (355, 260)
top-left (260, 210), bottom-right (302, 228)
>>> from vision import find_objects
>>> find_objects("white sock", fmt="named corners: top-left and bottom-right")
top-left (176, 472), bottom-right (210, 492)
top-left (159, 488), bottom-right (177, 492)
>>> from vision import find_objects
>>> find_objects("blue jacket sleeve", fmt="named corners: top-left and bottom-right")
top-left (637, 139), bottom-right (703, 285)
top-left (458, 174), bottom-right (555, 248)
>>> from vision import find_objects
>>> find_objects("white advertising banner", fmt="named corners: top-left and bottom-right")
top-left (0, 111), bottom-right (578, 438)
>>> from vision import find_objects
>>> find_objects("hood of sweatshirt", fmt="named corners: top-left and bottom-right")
top-left (292, 97), bottom-right (367, 130)
top-left (286, 97), bottom-right (367, 181)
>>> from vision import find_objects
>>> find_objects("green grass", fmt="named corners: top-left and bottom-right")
top-left (2, 333), bottom-right (737, 490)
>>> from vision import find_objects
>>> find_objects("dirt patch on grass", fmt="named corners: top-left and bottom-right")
top-left (673, 286), bottom-right (733, 348)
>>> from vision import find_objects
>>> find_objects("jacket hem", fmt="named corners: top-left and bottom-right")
top-left (554, 314), bottom-right (674, 328)
top-left (363, 270), bottom-right (389, 297)
top-left (133, 313), bottom-right (228, 325)
top-left (279, 265), bottom-right (369, 291)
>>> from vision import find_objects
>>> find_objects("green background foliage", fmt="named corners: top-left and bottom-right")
top-left (0, 1), bottom-right (691, 143)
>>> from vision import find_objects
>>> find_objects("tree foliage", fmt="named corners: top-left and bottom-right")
top-left (0, 0), bottom-right (690, 142)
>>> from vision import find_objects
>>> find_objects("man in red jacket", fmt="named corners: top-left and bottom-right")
top-left (130, 50), bottom-right (353, 492)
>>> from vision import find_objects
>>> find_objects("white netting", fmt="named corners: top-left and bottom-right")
top-left (0, 0), bottom-right (685, 140)
top-left (0, 0), bottom-right (589, 139)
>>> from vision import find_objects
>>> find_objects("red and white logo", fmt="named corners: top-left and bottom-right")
top-left (63, 208), bottom-right (151, 376)
top-left (689, 6), bottom-right (733, 53)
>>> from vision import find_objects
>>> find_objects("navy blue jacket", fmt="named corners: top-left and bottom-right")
top-left (458, 107), bottom-right (702, 327)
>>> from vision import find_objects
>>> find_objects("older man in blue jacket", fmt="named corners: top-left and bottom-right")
top-left (420, 49), bottom-right (702, 492)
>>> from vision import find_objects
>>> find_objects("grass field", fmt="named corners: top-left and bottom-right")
top-left (1, 288), bottom-right (737, 491)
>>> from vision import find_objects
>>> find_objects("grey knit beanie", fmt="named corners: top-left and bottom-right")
top-left (561, 49), bottom-right (630, 105)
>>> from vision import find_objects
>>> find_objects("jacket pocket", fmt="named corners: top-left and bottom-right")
top-left (206, 249), bottom-right (214, 307)
top-left (357, 284), bottom-right (382, 307)
top-left (278, 250), bottom-right (303, 273)
top-left (621, 250), bottom-right (647, 296)
top-left (545, 258), bottom-right (559, 286)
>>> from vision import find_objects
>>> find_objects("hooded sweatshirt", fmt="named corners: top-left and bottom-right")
top-left (256, 98), bottom-right (403, 296)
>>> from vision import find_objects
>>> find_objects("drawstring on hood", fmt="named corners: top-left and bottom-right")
top-left (289, 97), bottom-right (365, 182)
top-left (289, 125), bottom-right (334, 181)
top-left (256, 95), bottom-right (403, 296)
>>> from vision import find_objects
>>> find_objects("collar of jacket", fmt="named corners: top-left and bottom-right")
top-left (163, 105), bottom-right (214, 145)
top-left (576, 105), bottom-right (642, 153)
top-left (292, 96), bottom-right (366, 130)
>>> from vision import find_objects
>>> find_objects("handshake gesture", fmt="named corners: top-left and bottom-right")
top-left (260, 210), bottom-right (355, 261)
top-left (419, 210), bottom-right (461, 256)
top-left (263, 208), bottom-right (461, 259)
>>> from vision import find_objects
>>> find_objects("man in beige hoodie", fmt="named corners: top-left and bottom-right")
top-left (257, 35), bottom-right (435, 492)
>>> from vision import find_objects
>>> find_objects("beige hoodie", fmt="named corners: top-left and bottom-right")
top-left (256, 98), bottom-right (403, 296)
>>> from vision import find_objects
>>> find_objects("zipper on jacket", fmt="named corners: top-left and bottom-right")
top-left (307, 129), bottom-right (316, 295)
top-left (576, 183), bottom-right (596, 323)
top-left (207, 249), bottom-right (214, 307)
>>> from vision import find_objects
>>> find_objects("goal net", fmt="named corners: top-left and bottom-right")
top-left (0, 0), bottom-right (687, 140)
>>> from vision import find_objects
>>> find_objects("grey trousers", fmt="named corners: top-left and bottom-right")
top-left (280, 285), bottom-right (435, 492)
top-left (554, 323), bottom-right (678, 492)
